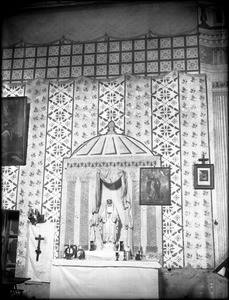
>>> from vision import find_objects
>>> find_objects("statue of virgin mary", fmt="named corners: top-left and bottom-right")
top-left (99, 199), bottom-right (119, 245)
top-left (89, 169), bottom-right (133, 252)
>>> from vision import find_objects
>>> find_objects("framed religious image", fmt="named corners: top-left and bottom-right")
top-left (140, 167), bottom-right (171, 205)
top-left (1, 97), bottom-right (30, 166)
top-left (194, 164), bottom-right (214, 189)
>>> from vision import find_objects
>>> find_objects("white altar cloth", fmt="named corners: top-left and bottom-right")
top-left (50, 259), bottom-right (160, 299)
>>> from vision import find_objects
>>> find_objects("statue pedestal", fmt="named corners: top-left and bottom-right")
top-left (102, 242), bottom-right (115, 251)
top-left (85, 250), bottom-right (114, 261)
top-left (86, 242), bottom-right (116, 261)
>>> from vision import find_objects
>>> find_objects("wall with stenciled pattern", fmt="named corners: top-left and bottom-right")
top-left (1, 2), bottom-right (218, 277)
top-left (2, 70), bottom-right (215, 276)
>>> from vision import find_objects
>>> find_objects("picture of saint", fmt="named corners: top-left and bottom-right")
top-left (146, 172), bottom-right (163, 201)
top-left (1, 97), bottom-right (28, 166)
top-left (140, 168), bottom-right (171, 205)
top-left (199, 170), bottom-right (208, 181)
top-left (1, 121), bottom-right (24, 165)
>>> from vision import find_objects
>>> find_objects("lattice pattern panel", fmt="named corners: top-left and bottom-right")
top-left (42, 82), bottom-right (74, 257)
top-left (42, 82), bottom-right (74, 221)
top-left (98, 76), bottom-right (125, 134)
top-left (179, 74), bottom-right (214, 268)
top-left (151, 70), bottom-right (183, 268)
top-left (1, 166), bottom-right (19, 210)
top-left (2, 34), bottom-right (199, 82)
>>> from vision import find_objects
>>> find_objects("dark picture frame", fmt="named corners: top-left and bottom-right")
top-left (140, 167), bottom-right (171, 205)
top-left (1, 97), bottom-right (29, 166)
top-left (194, 164), bottom-right (214, 189)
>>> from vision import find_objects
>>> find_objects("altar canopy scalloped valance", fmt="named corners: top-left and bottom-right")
top-left (2, 1), bottom-right (197, 46)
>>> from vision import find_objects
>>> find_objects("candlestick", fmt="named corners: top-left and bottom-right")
top-left (115, 251), bottom-right (119, 261)
top-left (116, 242), bottom-right (119, 251)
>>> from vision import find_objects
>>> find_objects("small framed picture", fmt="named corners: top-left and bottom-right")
top-left (194, 164), bottom-right (214, 189)
top-left (139, 167), bottom-right (171, 205)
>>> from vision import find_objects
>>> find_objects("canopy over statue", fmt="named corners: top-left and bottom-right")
top-left (60, 124), bottom-right (161, 260)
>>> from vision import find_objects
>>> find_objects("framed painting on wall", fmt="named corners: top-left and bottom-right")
top-left (139, 167), bottom-right (171, 205)
top-left (1, 97), bottom-right (29, 166)
top-left (194, 164), bottom-right (214, 189)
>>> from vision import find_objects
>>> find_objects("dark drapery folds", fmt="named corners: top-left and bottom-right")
top-left (2, 2), bottom-right (197, 46)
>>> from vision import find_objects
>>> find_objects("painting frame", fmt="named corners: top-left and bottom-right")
top-left (194, 164), bottom-right (214, 189)
top-left (1, 96), bottom-right (29, 166)
top-left (139, 167), bottom-right (171, 205)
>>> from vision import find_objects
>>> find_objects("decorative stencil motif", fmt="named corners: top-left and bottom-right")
top-left (73, 77), bottom-right (99, 150)
top-left (151, 70), bottom-right (183, 268)
top-left (179, 74), bottom-right (214, 268)
top-left (125, 75), bottom-right (152, 147)
top-left (2, 34), bottom-right (199, 82)
top-left (24, 79), bottom-right (49, 211)
top-left (1, 166), bottom-right (19, 210)
top-left (98, 76), bottom-right (125, 134)
top-left (42, 81), bottom-right (74, 257)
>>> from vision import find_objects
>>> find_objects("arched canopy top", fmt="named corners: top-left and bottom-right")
top-left (71, 134), bottom-right (153, 157)
top-left (71, 122), bottom-right (153, 157)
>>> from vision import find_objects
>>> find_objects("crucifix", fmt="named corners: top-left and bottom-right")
top-left (35, 234), bottom-right (44, 261)
top-left (198, 152), bottom-right (209, 164)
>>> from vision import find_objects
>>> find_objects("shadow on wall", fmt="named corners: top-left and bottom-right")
top-left (159, 266), bottom-right (228, 299)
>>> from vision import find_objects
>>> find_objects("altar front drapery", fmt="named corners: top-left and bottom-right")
top-left (50, 259), bottom-right (160, 299)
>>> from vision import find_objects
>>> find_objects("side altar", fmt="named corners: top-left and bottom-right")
top-left (60, 123), bottom-right (162, 259)
top-left (49, 259), bottom-right (161, 299)
top-left (55, 123), bottom-right (163, 299)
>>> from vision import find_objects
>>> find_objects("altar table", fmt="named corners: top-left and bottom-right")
top-left (49, 259), bottom-right (160, 299)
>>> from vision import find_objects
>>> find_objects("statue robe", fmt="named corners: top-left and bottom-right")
top-left (99, 202), bottom-right (119, 243)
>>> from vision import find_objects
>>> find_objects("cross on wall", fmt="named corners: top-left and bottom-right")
top-left (35, 234), bottom-right (44, 261)
top-left (198, 152), bottom-right (209, 164)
